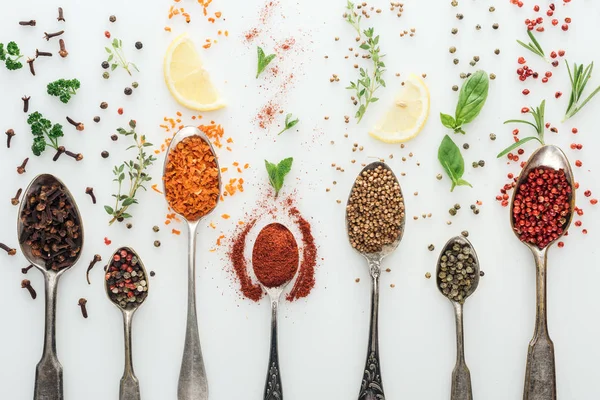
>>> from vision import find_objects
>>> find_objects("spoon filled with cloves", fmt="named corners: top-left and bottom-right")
top-left (436, 236), bottom-right (481, 400)
top-left (345, 162), bottom-right (405, 400)
top-left (17, 174), bottom-right (84, 400)
top-left (105, 246), bottom-right (149, 400)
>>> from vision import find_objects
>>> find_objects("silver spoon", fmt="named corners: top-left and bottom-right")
top-left (251, 223), bottom-right (299, 400)
top-left (17, 174), bottom-right (84, 400)
top-left (162, 126), bottom-right (222, 400)
top-left (436, 236), bottom-right (481, 400)
top-left (345, 162), bottom-right (405, 400)
top-left (510, 145), bottom-right (575, 400)
top-left (104, 247), bottom-right (149, 400)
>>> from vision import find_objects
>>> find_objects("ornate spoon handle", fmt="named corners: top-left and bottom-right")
top-left (264, 298), bottom-right (283, 400)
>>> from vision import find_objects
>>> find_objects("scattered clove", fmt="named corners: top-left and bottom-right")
top-left (58, 39), bottom-right (68, 58)
top-left (17, 157), bottom-right (28, 174)
top-left (21, 264), bottom-right (34, 274)
top-left (85, 187), bottom-right (96, 204)
top-left (66, 116), bottom-right (84, 131)
top-left (53, 146), bottom-right (65, 161)
top-left (78, 298), bottom-right (88, 318)
top-left (11, 188), bottom-right (22, 206)
top-left (36, 49), bottom-right (52, 58)
top-left (27, 58), bottom-right (35, 76)
top-left (5, 129), bottom-right (15, 148)
top-left (57, 7), bottom-right (65, 22)
top-left (65, 150), bottom-right (83, 161)
top-left (44, 30), bottom-right (64, 41)
top-left (86, 254), bottom-right (101, 284)
top-left (19, 20), bottom-right (36, 26)
top-left (0, 243), bottom-right (16, 256)
top-left (21, 280), bottom-right (37, 299)
top-left (22, 96), bottom-right (30, 113)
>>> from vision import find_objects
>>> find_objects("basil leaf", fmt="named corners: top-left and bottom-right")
top-left (440, 113), bottom-right (457, 129)
top-left (455, 70), bottom-right (489, 124)
top-left (438, 135), bottom-right (470, 192)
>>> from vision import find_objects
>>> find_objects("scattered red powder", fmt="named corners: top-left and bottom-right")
top-left (230, 220), bottom-right (262, 301)
top-left (278, 37), bottom-right (296, 52)
top-left (257, 101), bottom-right (280, 129)
top-left (286, 207), bottom-right (317, 301)
top-left (244, 28), bottom-right (260, 43)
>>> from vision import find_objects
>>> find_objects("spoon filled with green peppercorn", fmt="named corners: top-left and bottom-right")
top-left (436, 236), bottom-right (480, 400)
top-left (345, 161), bottom-right (405, 400)
top-left (105, 247), bottom-right (149, 400)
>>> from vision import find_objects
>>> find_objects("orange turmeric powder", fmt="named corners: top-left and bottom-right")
top-left (164, 136), bottom-right (220, 221)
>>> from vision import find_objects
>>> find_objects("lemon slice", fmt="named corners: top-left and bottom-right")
top-left (369, 74), bottom-right (430, 143)
top-left (164, 33), bottom-right (225, 111)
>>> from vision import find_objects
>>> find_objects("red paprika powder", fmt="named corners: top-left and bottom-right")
top-left (252, 223), bottom-right (299, 288)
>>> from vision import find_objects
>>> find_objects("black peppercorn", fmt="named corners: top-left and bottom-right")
top-left (110, 134), bottom-right (118, 141)
top-left (150, 271), bottom-right (156, 277)
top-left (126, 223), bottom-right (132, 229)
top-left (124, 87), bottom-right (133, 95)
top-left (135, 41), bottom-right (143, 50)
top-left (102, 61), bottom-right (109, 69)
top-left (93, 116), bottom-right (100, 123)
top-left (101, 151), bottom-right (109, 158)
top-left (109, 15), bottom-right (116, 23)
top-left (100, 102), bottom-right (108, 109)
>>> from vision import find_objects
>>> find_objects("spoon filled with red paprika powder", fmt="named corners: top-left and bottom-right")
top-left (510, 145), bottom-right (575, 400)
top-left (251, 222), bottom-right (299, 400)
top-left (162, 127), bottom-right (221, 400)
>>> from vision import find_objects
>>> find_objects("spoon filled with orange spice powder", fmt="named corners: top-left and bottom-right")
top-left (162, 127), bottom-right (221, 400)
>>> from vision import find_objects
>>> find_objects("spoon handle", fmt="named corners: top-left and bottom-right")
top-left (451, 302), bottom-right (473, 400)
top-left (358, 274), bottom-right (385, 400)
top-left (263, 298), bottom-right (283, 400)
top-left (178, 222), bottom-right (208, 400)
top-left (524, 250), bottom-right (556, 400)
top-left (34, 273), bottom-right (64, 400)
top-left (120, 311), bottom-right (141, 400)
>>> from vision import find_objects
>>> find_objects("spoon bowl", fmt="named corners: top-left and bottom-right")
top-left (162, 126), bottom-right (222, 400)
top-left (17, 173), bottom-right (83, 400)
top-left (436, 236), bottom-right (481, 303)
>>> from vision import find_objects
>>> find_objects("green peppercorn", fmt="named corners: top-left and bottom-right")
top-left (153, 226), bottom-right (160, 232)
top-left (454, 203), bottom-right (461, 210)
top-left (124, 87), bottom-right (133, 95)
top-left (428, 244), bottom-right (435, 251)
top-left (154, 240), bottom-right (161, 247)
top-left (472, 162), bottom-right (478, 168)
top-left (459, 72), bottom-right (467, 79)
top-left (494, 49), bottom-right (500, 55)
top-left (451, 28), bottom-right (458, 34)
top-left (492, 23), bottom-right (499, 29)
top-left (469, 61), bottom-right (476, 66)
top-left (109, 15), bottom-right (117, 23)
top-left (489, 6), bottom-right (495, 12)
top-left (470, 204), bottom-right (476, 210)
top-left (452, 85), bottom-right (459, 91)
top-left (478, 160), bottom-right (485, 167)
top-left (135, 41), bottom-right (143, 50)
top-left (490, 133), bottom-right (496, 140)
top-left (436, 174), bottom-right (443, 180)
top-left (132, 82), bottom-right (139, 89)
top-left (451, 1), bottom-right (458, 6)
top-left (490, 73), bottom-right (496, 80)
top-left (461, 230), bottom-right (469, 237)
top-left (102, 61), bottom-right (109, 69)
top-left (102, 72), bottom-right (110, 79)
top-left (449, 208), bottom-right (457, 216)
top-left (449, 46), bottom-right (456, 53)
top-left (456, 13), bottom-right (463, 20)
top-left (463, 143), bottom-right (469, 150)
top-left (473, 56), bottom-right (480, 62)
top-left (453, 59), bottom-right (459, 65)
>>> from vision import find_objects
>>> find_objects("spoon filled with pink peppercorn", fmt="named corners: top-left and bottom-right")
top-left (510, 145), bottom-right (575, 400)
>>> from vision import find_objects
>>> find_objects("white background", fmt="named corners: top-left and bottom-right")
top-left (1, 1), bottom-right (600, 399)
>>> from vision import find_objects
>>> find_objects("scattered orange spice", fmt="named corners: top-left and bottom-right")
top-left (172, 229), bottom-right (181, 235)
top-left (222, 214), bottom-right (230, 220)
top-left (151, 184), bottom-right (163, 194)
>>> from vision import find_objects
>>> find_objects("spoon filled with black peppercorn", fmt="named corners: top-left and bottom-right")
top-left (17, 174), bottom-right (84, 400)
top-left (345, 162), bottom-right (405, 400)
top-left (436, 236), bottom-right (481, 400)
top-left (105, 247), bottom-right (149, 400)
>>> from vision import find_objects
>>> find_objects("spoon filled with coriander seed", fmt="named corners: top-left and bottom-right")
top-left (436, 236), bottom-right (481, 400)
top-left (510, 145), bottom-right (575, 400)
top-left (105, 246), bottom-right (149, 400)
top-left (345, 162), bottom-right (405, 400)
top-left (162, 126), bottom-right (222, 400)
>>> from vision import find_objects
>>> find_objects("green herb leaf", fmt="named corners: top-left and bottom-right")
top-left (455, 70), bottom-right (489, 125)
top-left (564, 60), bottom-right (600, 121)
top-left (438, 135), bottom-right (471, 191)
top-left (104, 205), bottom-right (114, 215)
top-left (496, 136), bottom-right (542, 158)
top-left (498, 100), bottom-right (546, 158)
top-left (516, 30), bottom-right (546, 59)
top-left (277, 113), bottom-right (300, 135)
top-left (256, 46), bottom-right (276, 79)
top-left (265, 157), bottom-right (294, 197)
top-left (440, 113), bottom-right (457, 130)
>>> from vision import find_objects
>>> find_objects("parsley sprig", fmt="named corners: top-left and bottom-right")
top-left (0, 42), bottom-right (24, 70)
top-left (27, 112), bottom-right (64, 156)
top-left (517, 30), bottom-right (546, 60)
top-left (105, 38), bottom-right (139, 76)
top-left (256, 46), bottom-right (276, 78)
top-left (47, 79), bottom-right (81, 104)
top-left (564, 60), bottom-right (600, 121)
top-left (105, 121), bottom-right (156, 225)
top-left (346, 27), bottom-right (386, 123)
top-left (497, 100), bottom-right (546, 158)
top-left (278, 113), bottom-right (299, 135)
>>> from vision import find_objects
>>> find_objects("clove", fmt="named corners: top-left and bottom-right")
top-left (66, 116), bottom-right (84, 131)
top-left (19, 20), bottom-right (36, 26)
top-left (35, 49), bottom-right (52, 58)
top-left (22, 96), bottom-right (30, 113)
top-left (65, 150), bottom-right (83, 161)
top-left (5, 129), bottom-right (15, 148)
top-left (44, 30), bottom-right (64, 41)
top-left (11, 188), bottom-right (22, 206)
top-left (78, 298), bottom-right (88, 318)
top-left (53, 146), bottom-right (65, 161)
top-left (21, 265), bottom-right (34, 274)
top-left (17, 157), bottom-right (28, 174)
top-left (58, 39), bottom-right (68, 58)
top-left (27, 58), bottom-right (35, 76)
top-left (85, 187), bottom-right (96, 204)
top-left (0, 243), bottom-right (16, 256)
top-left (86, 254), bottom-right (102, 284)
top-left (57, 7), bottom-right (65, 22)
top-left (21, 280), bottom-right (37, 299)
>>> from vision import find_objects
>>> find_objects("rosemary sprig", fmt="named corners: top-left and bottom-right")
top-left (346, 27), bottom-right (386, 123)
top-left (517, 30), bottom-right (546, 60)
top-left (564, 60), bottom-right (600, 121)
top-left (497, 100), bottom-right (546, 158)
top-left (105, 121), bottom-right (156, 225)
top-left (105, 38), bottom-right (139, 76)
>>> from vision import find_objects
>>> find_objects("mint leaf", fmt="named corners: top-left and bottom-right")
top-left (265, 157), bottom-right (294, 197)
top-left (256, 46), bottom-right (276, 78)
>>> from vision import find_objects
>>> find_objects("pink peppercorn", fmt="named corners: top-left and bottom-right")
top-left (118, 108), bottom-right (124, 115)
top-left (105, 31), bottom-right (111, 38)
top-left (555, 92), bottom-right (562, 98)
top-left (523, 89), bottom-right (530, 95)
top-left (582, 229), bottom-right (588, 235)
top-left (513, 129), bottom-right (520, 135)
top-left (565, 17), bottom-right (572, 23)
top-left (552, 19), bottom-right (559, 26)
top-left (534, 5), bottom-right (540, 11)
top-left (550, 51), bottom-right (557, 59)
top-left (518, 57), bottom-right (526, 64)
top-left (521, 107), bottom-right (530, 113)
top-left (547, 10), bottom-right (554, 16)
top-left (585, 190), bottom-right (592, 197)
top-left (562, 24), bottom-right (569, 31)
top-left (572, 128), bottom-right (578, 134)
top-left (558, 242), bottom-right (564, 248)
top-left (591, 199), bottom-right (598, 205)
top-left (575, 160), bottom-right (582, 167)
top-left (549, 3), bottom-right (555, 10)
top-left (558, 50), bottom-right (565, 57)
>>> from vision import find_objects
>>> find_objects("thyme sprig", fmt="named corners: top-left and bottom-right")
top-left (344, 1), bottom-right (362, 38)
top-left (105, 38), bottom-right (139, 76)
top-left (497, 100), bottom-right (546, 158)
top-left (105, 121), bottom-right (156, 225)
top-left (517, 30), bottom-right (546, 60)
top-left (564, 60), bottom-right (600, 121)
